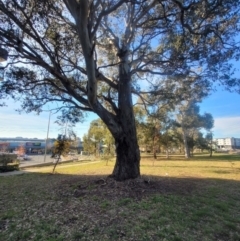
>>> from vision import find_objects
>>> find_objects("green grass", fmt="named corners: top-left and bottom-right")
top-left (0, 153), bottom-right (240, 241)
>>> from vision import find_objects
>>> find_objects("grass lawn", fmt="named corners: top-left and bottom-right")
top-left (0, 154), bottom-right (240, 241)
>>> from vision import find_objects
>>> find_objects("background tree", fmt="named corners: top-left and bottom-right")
top-left (82, 134), bottom-right (95, 155)
top-left (134, 104), bottom-right (148, 152)
top-left (102, 129), bottom-right (115, 157)
top-left (176, 101), bottom-right (214, 158)
top-left (16, 145), bottom-right (25, 156)
top-left (71, 136), bottom-right (82, 154)
top-left (205, 132), bottom-right (214, 157)
top-left (0, 0), bottom-right (239, 180)
top-left (83, 122), bottom-right (101, 156)
top-left (143, 117), bottom-right (161, 159)
top-left (83, 119), bottom-right (114, 156)
top-left (158, 123), bottom-right (178, 159)
top-left (52, 134), bottom-right (71, 173)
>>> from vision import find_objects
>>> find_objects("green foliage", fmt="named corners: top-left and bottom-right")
top-left (176, 100), bottom-right (214, 157)
top-left (0, 154), bottom-right (17, 165)
top-left (134, 97), bottom-right (215, 157)
top-left (83, 119), bottom-right (115, 156)
top-left (178, 101), bottom-right (214, 130)
top-left (53, 135), bottom-right (71, 157)
top-left (0, 154), bottom-right (19, 172)
top-left (83, 134), bottom-right (95, 155)
top-left (0, 1), bottom-right (238, 119)
top-left (135, 99), bottom-right (179, 157)
top-left (0, 164), bottom-right (19, 172)
top-left (52, 134), bottom-right (71, 173)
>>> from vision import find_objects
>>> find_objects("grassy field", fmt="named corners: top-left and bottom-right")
top-left (0, 154), bottom-right (240, 241)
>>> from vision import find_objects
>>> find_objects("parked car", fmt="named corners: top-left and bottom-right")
top-left (17, 154), bottom-right (31, 161)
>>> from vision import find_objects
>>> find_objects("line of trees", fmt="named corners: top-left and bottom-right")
top-left (83, 100), bottom-right (214, 159)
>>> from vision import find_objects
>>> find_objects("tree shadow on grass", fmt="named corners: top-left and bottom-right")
top-left (10, 171), bottom-right (238, 200)
top-left (1, 172), bottom-right (240, 241)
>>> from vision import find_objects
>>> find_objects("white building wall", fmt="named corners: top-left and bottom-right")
top-left (214, 137), bottom-right (240, 149)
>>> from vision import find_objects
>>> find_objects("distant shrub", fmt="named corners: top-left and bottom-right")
top-left (214, 150), bottom-right (229, 153)
top-left (101, 154), bottom-right (114, 166)
top-left (0, 154), bottom-right (19, 172)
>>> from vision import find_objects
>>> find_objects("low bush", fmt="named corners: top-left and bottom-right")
top-left (0, 154), bottom-right (19, 172)
top-left (0, 164), bottom-right (19, 172)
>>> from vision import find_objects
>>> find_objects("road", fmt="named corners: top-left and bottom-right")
top-left (19, 154), bottom-right (94, 168)
top-left (19, 154), bottom-right (54, 168)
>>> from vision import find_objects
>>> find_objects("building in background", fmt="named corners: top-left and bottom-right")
top-left (0, 137), bottom-right (54, 154)
top-left (214, 137), bottom-right (240, 150)
top-left (0, 137), bottom-right (83, 154)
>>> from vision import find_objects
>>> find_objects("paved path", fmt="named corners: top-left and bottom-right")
top-left (0, 170), bottom-right (27, 177)
top-left (19, 155), bottom-right (55, 168)
top-left (20, 156), bottom-right (72, 168)
top-left (25, 161), bottom-right (101, 172)
top-left (0, 159), bottom-right (100, 177)
top-left (19, 154), bottom-right (93, 168)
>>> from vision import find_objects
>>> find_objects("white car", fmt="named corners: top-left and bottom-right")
top-left (17, 154), bottom-right (31, 161)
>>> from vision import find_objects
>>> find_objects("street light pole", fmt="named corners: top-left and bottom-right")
top-left (44, 111), bottom-right (51, 162)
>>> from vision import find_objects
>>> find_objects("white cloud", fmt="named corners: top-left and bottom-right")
top-left (213, 116), bottom-right (240, 138)
top-left (1, 104), bottom-right (94, 139)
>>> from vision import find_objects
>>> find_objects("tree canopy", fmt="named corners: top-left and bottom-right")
top-left (83, 118), bottom-right (115, 156)
top-left (0, 0), bottom-right (240, 180)
top-left (176, 100), bottom-right (214, 157)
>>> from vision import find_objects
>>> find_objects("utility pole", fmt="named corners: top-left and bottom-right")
top-left (44, 111), bottom-right (51, 162)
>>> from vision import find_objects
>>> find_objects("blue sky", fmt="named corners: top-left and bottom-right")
top-left (200, 88), bottom-right (240, 138)
top-left (0, 100), bottom-right (97, 140)
top-left (1, 86), bottom-right (240, 140)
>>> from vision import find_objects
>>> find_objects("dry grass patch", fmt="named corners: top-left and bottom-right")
top-left (24, 153), bottom-right (240, 181)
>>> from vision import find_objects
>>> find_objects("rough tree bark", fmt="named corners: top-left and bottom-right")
top-left (65, 0), bottom-right (141, 180)
top-left (112, 130), bottom-right (140, 180)
top-left (110, 51), bottom-right (140, 180)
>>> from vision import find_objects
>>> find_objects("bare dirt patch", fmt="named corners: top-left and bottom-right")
top-left (57, 175), bottom-right (204, 201)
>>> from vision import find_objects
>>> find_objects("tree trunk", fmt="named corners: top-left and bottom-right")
top-left (110, 50), bottom-right (140, 181)
top-left (166, 148), bottom-right (169, 159)
top-left (153, 138), bottom-right (157, 159)
top-left (58, 2), bottom-right (141, 181)
top-left (209, 148), bottom-right (212, 157)
top-left (209, 134), bottom-right (213, 157)
top-left (153, 149), bottom-right (157, 159)
top-left (110, 106), bottom-right (140, 180)
top-left (182, 128), bottom-right (190, 158)
top-left (112, 133), bottom-right (140, 181)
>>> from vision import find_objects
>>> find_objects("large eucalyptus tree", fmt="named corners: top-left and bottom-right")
top-left (0, 0), bottom-right (239, 180)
